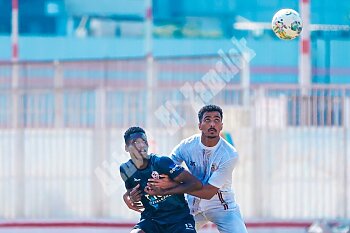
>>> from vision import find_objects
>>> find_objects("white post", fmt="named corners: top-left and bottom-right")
top-left (54, 60), bottom-right (64, 128)
top-left (145, 0), bottom-right (155, 130)
top-left (11, 0), bottom-right (19, 128)
top-left (11, 0), bottom-right (18, 62)
top-left (12, 0), bottom-right (24, 218)
top-left (92, 87), bottom-right (108, 216)
top-left (299, 0), bottom-right (311, 95)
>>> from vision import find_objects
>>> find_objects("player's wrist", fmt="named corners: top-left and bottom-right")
top-left (162, 189), bottom-right (169, 195)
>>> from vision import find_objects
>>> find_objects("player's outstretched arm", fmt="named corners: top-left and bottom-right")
top-left (146, 170), bottom-right (202, 196)
top-left (187, 183), bottom-right (219, 200)
top-left (147, 174), bottom-right (178, 189)
top-left (167, 170), bottom-right (203, 194)
top-left (148, 174), bottom-right (219, 199)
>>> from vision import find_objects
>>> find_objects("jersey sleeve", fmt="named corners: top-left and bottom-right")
top-left (208, 157), bottom-right (238, 189)
top-left (157, 156), bottom-right (184, 180)
top-left (170, 141), bottom-right (184, 165)
top-left (119, 162), bottom-right (137, 190)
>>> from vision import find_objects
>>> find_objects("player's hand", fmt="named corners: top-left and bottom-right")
top-left (148, 174), bottom-right (178, 189)
top-left (123, 185), bottom-right (144, 213)
top-left (127, 145), bottom-right (144, 168)
top-left (129, 184), bottom-right (142, 202)
top-left (144, 185), bottom-right (166, 196)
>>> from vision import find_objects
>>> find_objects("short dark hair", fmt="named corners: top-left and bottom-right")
top-left (198, 105), bottom-right (223, 122)
top-left (124, 126), bottom-right (146, 144)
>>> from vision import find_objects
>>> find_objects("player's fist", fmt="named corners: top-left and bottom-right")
top-left (148, 174), bottom-right (178, 189)
top-left (144, 184), bottom-right (166, 196)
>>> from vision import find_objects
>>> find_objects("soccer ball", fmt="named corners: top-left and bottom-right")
top-left (272, 9), bottom-right (303, 40)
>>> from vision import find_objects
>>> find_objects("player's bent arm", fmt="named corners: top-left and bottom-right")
top-left (123, 191), bottom-right (140, 212)
top-left (187, 183), bottom-right (219, 200)
top-left (206, 157), bottom-right (237, 192)
top-left (123, 185), bottom-right (144, 213)
top-left (161, 170), bottom-right (202, 195)
top-left (123, 192), bottom-right (134, 209)
top-left (191, 158), bottom-right (237, 200)
top-left (170, 142), bottom-right (185, 165)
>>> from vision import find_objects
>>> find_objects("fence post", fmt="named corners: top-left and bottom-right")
top-left (54, 60), bottom-right (63, 128)
top-left (251, 87), bottom-right (264, 217)
top-left (92, 87), bottom-right (108, 216)
top-left (343, 92), bottom-right (349, 218)
top-left (12, 61), bottom-right (24, 217)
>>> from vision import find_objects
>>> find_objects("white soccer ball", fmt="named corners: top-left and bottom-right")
top-left (272, 9), bottom-right (303, 40)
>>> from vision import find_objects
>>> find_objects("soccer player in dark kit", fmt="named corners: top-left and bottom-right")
top-left (119, 126), bottom-right (202, 233)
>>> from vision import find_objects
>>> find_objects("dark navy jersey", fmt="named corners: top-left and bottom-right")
top-left (120, 154), bottom-right (190, 224)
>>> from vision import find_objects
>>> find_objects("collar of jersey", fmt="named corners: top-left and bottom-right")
top-left (130, 154), bottom-right (153, 171)
top-left (199, 137), bottom-right (222, 151)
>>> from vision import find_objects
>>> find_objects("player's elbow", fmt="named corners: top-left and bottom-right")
top-left (186, 179), bottom-right (202, 192)
top-left (202, 192), bottom-right (216, 200)
top-left (193, 180), bottom-right (203, 191)
top-left (201, 184), bottom-right (219, 200)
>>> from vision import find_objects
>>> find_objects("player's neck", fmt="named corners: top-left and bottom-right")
top-left (135, 158), bottom-right (149, 170)
top-left (201, 135), bottom-right (220, 147)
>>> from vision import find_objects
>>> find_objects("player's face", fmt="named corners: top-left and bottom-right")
top-left (129, 137), bottom-right (149, 157)
top-left (126, 137), bottom-right (150, 168)
top-left (198, 111), bottom-right (223, 139)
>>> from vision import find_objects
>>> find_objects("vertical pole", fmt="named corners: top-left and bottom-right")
top-left (54, 60), bottom-right (64, 128)
top-left (145, 0), bottom-right (154, 130)
top-left (11, 0), bottom-right (19, 127)
top-left (343, 90), bottom-right (349, 218)
top-left (93, 87), bottom-right (107, 216)
top-left (299, 0), bottom-right (311, 95)
top-left (11, 0), bottom-right (19, 62)
top-left (12, 0), bottom-right (24, 218)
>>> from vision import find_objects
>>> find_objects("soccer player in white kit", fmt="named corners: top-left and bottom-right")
top-left (146, 105), bottom-right (247, 233)
top-left (125, 105), bottom-right (248, 233)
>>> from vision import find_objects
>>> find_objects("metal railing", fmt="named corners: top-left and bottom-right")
top-left (0, 59), bottom-right (349, 220)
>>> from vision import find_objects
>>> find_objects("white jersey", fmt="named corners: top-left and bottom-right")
top-left (171, 134), bottom-right (239, 214)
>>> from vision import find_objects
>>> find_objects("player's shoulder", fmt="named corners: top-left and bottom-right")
top-left (180, 134), bottom-right (201, 145)
top-left (119, 159), bottom-right (135, 172)
top-left (154, 155), bottom-right (185, 176)
top-left (221, 137), bottom-right (237, 152)
top-left (119, 159), bottom-right (137, 182)
top-left (152, 154), bottom-right (173, 165)
top-left (219, 137), bottom-right (238, 159)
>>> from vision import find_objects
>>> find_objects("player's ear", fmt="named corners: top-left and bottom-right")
top-left (142, 138), bottom-right (149, 146)
top-left (125, 144), bottom-right (129, 152)
top-left (198, 122), bottom-right (202, 130)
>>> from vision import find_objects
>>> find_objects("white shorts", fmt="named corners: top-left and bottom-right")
top-left (194, 205), bottom-right (248, 233)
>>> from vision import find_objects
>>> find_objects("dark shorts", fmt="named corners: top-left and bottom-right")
top-left (133, 215), bottom-right (196, 233)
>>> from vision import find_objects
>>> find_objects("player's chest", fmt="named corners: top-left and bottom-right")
top-left (185, 150), bottom-right (221, 173)
top-left (131, 169), bottom-right (161, 187)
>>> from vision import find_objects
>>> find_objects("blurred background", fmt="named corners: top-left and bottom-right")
top-left (0, 0), bottom-right (350, 232)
